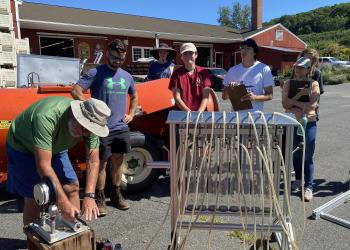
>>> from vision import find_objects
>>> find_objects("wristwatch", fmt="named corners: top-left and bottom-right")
top-left (83, 192), bottom-right (95, 199)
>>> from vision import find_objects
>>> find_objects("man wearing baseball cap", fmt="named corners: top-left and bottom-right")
top-left (6, 96), bottom-right (111, 225)
top-left (169, 42), bottom-right (212, 111)
top-left (72, 39), bottom-right (138, 215)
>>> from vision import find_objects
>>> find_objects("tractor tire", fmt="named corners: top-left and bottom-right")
top-left (120, 131), bottom-right (162, 194)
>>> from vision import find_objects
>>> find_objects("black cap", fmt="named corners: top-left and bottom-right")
top-left (108, 39), bottom-right (127, 52)
top-left (241, 38), bottom-right (258, 59)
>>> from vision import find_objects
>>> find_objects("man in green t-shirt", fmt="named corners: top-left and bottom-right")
top-left (6, 96), bottom-right (111, 225)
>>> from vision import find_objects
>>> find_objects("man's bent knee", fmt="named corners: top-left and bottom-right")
top-left (111, 153), bottom-right (124, 165)
top-left (63, 181), bottom-right (80, 195)
top-left (100, 160), bottom-right (108, 171)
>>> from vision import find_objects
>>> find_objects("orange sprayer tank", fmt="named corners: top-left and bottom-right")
top-left (0, 78), bottom-right (219, 183)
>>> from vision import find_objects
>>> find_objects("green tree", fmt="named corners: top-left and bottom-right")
top-left (264, 3), bottom-right (350, 34)
top-left (217, 1), bottom-right (251, 30)
top-left (339, 47), bottom-right (350, 61)
top-left (322, 43), bottom-right (343, 57)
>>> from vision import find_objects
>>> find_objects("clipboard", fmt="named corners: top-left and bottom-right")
top-left (227, 84), bottom-right (253, 111)
top-left (288, 80), bottom-right (310, 102)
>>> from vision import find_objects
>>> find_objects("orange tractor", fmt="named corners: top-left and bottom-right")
top-left (0, 79), bottom-right (219, 193)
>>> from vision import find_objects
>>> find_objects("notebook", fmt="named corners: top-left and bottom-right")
top-left (227, 84), bottom-right (253, 111)
top-left (288, 80), bottom-right (310, 102)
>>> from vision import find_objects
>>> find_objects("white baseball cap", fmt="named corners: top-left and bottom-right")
top-left (180, 42), bottom-right (197, 54)
top-left (294, 57), bottom-right (311, 68)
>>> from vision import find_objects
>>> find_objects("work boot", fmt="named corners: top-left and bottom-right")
top-left (96, 189), bottom-right (108, 216)
top-left (111, 186), bottom-right (130, 210)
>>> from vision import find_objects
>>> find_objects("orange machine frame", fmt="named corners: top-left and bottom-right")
top-left (0, 78), bottom-right (219, 183)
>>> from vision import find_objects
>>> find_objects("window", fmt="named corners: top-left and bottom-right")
top-left (275, 30), bottom-right (284, 41)
top-left (133, 48), bottom-right (142, 61)
top-left (215, 52), bottom-right (224, 68)
top-left (144, 49), bottom-right (151, 58)
top-left (132, 46), bottom-right (152, 62)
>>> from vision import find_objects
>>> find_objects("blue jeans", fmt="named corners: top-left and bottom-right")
top-left (293, 122), bottom-right (317, 190)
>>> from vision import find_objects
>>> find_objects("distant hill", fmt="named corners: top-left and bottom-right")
top-left (263, 3), bottom-right (350, 58)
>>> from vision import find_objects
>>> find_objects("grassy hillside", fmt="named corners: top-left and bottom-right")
top-left (299, 29), bottom-right (350, 58)
top-left (264, 3), bottom-right (350, 59)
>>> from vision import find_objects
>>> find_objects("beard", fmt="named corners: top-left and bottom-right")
top-left (107, 60), bottom-right (119, 69)
top-left (108, 57), bottom-right (124, 69)
top-left (68, 119), bottom-right (82, 138)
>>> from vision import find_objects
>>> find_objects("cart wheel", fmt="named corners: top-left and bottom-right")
top-left (120, 132), bottom-right (162, 194)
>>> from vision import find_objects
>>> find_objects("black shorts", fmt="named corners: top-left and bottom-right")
top-left (100, 129), bottom-right (131, 160)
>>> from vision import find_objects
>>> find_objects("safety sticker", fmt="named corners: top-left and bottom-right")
top-left (0, 120), bottom-right (12, 129)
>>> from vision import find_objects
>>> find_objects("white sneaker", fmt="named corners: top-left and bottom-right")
top-left (304, 188), bottom-right (313, 202)
top-left (291, 180), bottom-right (301, 191)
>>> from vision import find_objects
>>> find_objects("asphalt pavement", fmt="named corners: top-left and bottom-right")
top-left (1, 84), bottom-right (350, 250)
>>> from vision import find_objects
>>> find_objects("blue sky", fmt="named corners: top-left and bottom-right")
top-left (26, 0), bottom-right (349, 25)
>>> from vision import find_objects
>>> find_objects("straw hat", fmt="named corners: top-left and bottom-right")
top-left (71, 98), bottom-right (111, 137)
top-left (150, 43), bottom-right (176, 61)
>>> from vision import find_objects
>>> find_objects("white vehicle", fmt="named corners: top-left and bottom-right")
top-left (319, 57), bottom-right (350, 69)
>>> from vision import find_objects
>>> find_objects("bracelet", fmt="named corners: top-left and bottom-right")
top-left (83, 192), bottom-right (95, 199)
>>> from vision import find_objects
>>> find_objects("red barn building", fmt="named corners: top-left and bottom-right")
top-left (10, 0), bottom-right (306, 74)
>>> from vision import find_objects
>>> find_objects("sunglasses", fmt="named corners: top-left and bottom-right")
top-left (239, 46), bottom-right (253, 51)
top-left (109, 54), bottom-right (125, 61)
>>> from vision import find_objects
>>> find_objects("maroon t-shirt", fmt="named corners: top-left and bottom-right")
top-left (168, 66), bottom-right (211, 111)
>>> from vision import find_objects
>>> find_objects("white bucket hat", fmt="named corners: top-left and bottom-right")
top-left (71, 98), bottom-right (111, 137)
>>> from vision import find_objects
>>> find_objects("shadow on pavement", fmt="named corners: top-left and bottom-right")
top-left (0, 238), bottom-right (27, 250)
top-left (313, 179), bottom-right (349, 197)
top-left (125, 175), bottom-right (170, 201)
top-left (0, 185), bottom-right (23, 214)
top-left (0, 184), bottom-right (18, 202)
top-left (102, 175), bottom-right (170, 203)
top-left (0, 199), bottom-right (23, 214)
top-left (287, 179), bottom-right (349, 200)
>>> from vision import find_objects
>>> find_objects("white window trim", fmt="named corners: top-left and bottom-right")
top-left (275, 30), bottom-right (284, 41)
top-left (215, 52), bottom-right (224, 68)
top-left (233, 51), bottom-right (240, 66)
top-left (132, 46), bottom-right (153, 62)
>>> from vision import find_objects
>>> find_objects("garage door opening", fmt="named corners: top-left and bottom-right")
top-left (196, 47), bottom-right (211, 67)
top-left (40, 37), bottom-right (74, 58)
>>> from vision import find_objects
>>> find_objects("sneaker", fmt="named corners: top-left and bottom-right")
top-left (304, 188), bottom-right (313, 202)
top-left (96, 189), bottom-right (108, 217)
top-left (291, 180), bottom-right (302, 191)
top-left (111, 186), bottom-right (130, 210)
